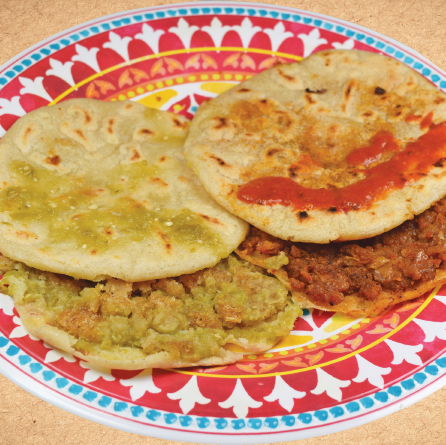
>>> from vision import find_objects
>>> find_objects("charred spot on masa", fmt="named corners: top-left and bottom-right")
top-left (15, 230), bottom-right (34, 240)
top-left (139, 128), bottom-right (153, 136)
top-left (23, 126), bottom-right (33, 140)
top-left (305, 88), bottom-right (327, 94)
top-left (149, 177), bottom-right (168, 186)
top-left (238, 88), bottom-right (250, 93)
top-left (159, 156), bottom-right (167, 162)
top-left (394, 111), bottom-right (403, 117)
top-left (267, 148), bottom-right (281, 157)
top-left (434, 158), bottom-right (446, 167)
top-left (288, 165), bottom-right (299, 178)
top-left (406, 198), bottom-right (412, 202)
top-left (328, 207), bottom-right (337, 213)
top-left (103, 228), bottom-right (114, 236)
top-left (125, 104), bottom-right (133, 109)
top-left (209, 155), bottom-right (228, 167)
top-left (90, 250), bottom-right (97, 255)
top-left (173, 118), bottom-right (188, 130)
top-left (434, 97), bottom-right (446, 104)
top-left (374, 87), bottom-right (386, 95)
top-left (328, 124), bottom-right (339, 135)
top-left (199, 214), bottom-right (222, 225)
top-left (304, 94), bottom-right (317, 105)
top-left (344, 81), bottom-right (355, 99)
top-left (45, 154), bottom-right (61, 166)
top-left (298, 211), bottom-right (308, 220)
top-left (277, 69), bottom-right (295, 82)
top-left (74, 129), bottom-right (86, 140)
top-left (213, 117), bottom-right (230, 130)
top-left (157, 231), bottom-right (169, 242)
top-left (130, 149), bottom-right (141, 161)
top-left (107, 119), bottom-right (114, 134)
top-left (82, 110), bottom-right (92, 124)
top-left (362, 111), bottom-right (373, 118)
top-left (165, 243), bottom-right (171, 250)
top-left (79, 187), bottom-right (106, 197)
top-left (417, 185), bottom-right (425, 190)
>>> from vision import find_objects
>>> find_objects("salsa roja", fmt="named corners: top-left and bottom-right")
top-left (237, 120), bottom-right (446, 213)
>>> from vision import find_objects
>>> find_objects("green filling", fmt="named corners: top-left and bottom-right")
top-left (0, 161), bottom-right (223, 254)
top-left (1, 255), bottom-right (302, 361)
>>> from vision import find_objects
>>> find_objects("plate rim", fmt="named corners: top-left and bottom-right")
top-left (1, 1), bottom-right (446, 442)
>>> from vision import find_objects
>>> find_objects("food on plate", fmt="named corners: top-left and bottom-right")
top-left (0, 253), bottom-right (301, 369)
top-left (0, 99), bottom-right (248, 282)
top-left (184, 49), bottom-right (446, 243)
top-left (237, 197), bottom-right (446, 317)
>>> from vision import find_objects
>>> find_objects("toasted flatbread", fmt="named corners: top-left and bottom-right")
top-left (185, 49), bottom-right (446, 243)
top-left (0, 254), bottom-right (301, 369)
top-left (0, 99), bottom-right (248, 281)
top-left (236, 197), bottom-right (446, 317)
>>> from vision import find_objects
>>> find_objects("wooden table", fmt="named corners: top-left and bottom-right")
top-left (1, 0), bottom-right (446, 443)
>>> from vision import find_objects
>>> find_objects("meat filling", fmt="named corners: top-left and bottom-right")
top-left (239, 198), bottom-right (446, 306)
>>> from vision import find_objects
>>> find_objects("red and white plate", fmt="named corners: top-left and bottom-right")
top-left (1, 2), bottom-right (446, 443)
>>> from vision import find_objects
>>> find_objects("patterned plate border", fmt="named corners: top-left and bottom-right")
top-left (1, 2), bottom-right (446, 443)
top-left (2, 326), bottom-right (446, 444)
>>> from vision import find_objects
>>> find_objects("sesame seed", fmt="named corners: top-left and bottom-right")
top-left (82, 244), bottom-right (87, 249)
top-left (70, 206), bottom-right (76, 210)
top-left (33, 178), bottom-right (37, 182)
top-left (163, 136), bottom-right (169, 140)
top-left (165, 222), bottom-right (173, 226)
top-left (49, 203), bottom-right (57, 208)
top-left (88, 204), bottom-right (98, 210)
top-left (197, 240), bottom-right (203, 243)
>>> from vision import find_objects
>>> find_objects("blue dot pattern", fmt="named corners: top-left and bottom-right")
top-left (0, 4), bottom-right (444, 93)
top-left (1, 330), bottom-right (446, 432)
top-left (0, 9), bottom-right (446, 432)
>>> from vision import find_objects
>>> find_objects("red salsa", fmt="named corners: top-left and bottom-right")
top-left (238, 119), bottom-right (446, 213)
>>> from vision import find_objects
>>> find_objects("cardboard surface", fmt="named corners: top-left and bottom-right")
top-left (1, 0), bottom-right (446, 443)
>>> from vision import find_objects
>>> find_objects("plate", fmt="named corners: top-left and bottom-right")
top-left (1, 2), bottom-right (446, 443)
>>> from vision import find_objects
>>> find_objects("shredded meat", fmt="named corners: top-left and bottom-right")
top-left (239, 198), bottom-right (446, 306)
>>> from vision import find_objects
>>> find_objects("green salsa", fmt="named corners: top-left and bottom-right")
top-left (0, 161), bottom-right (224, 253)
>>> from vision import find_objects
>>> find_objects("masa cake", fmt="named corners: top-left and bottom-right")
top-left (0, 99), bottom-right (248, 282)
top-left (0, 254), bottom-right (301, 369)
top-left (184, 49), bottom-right (446, 243)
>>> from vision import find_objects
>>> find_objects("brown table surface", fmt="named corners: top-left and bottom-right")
top-left (1, 0), bottom-right (446, 443)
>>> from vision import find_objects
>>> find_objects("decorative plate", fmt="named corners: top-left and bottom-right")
top-left (1, 2), bottom-right (446, 443)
